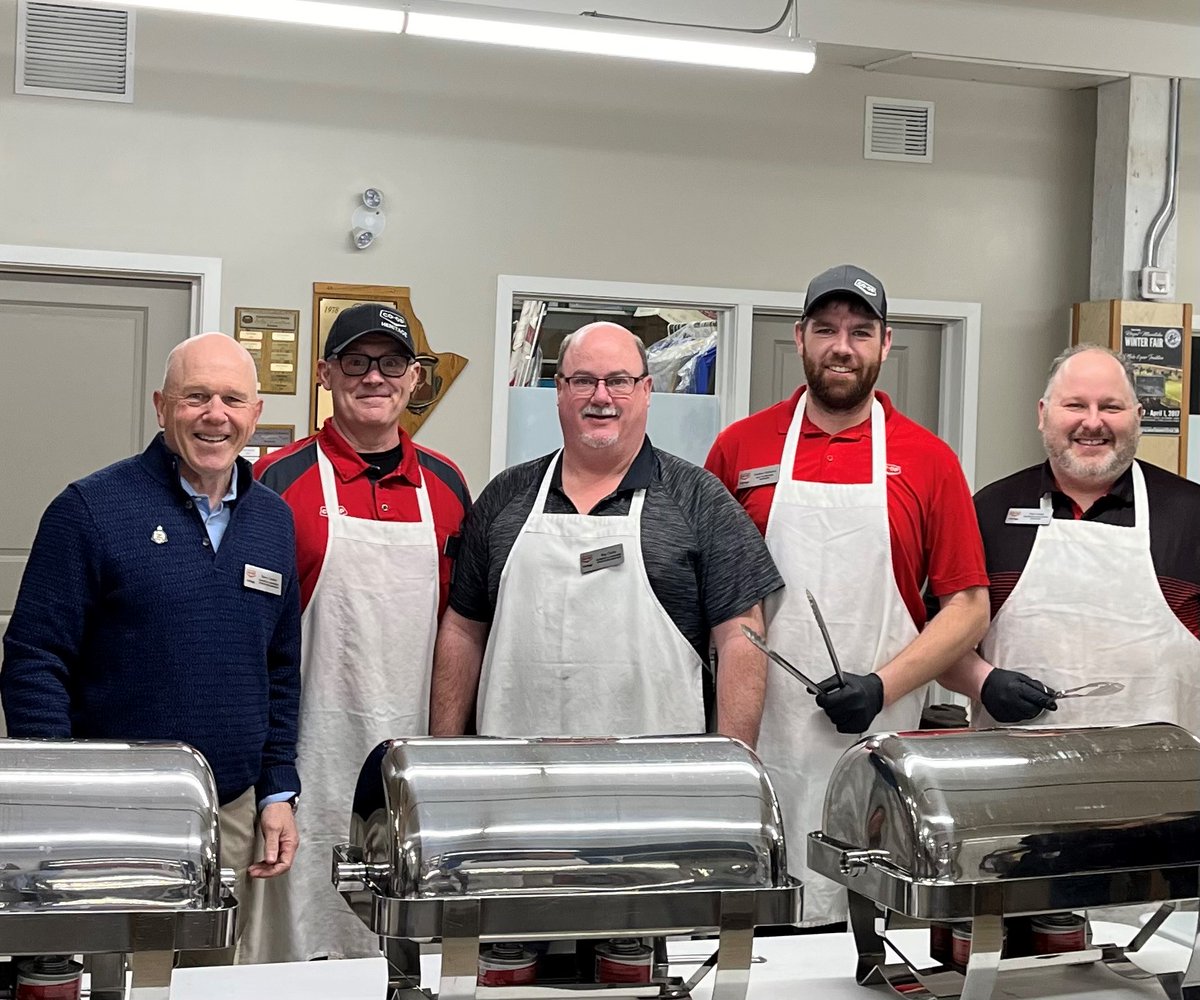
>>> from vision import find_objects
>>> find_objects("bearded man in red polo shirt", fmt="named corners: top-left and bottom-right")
top-left (705, 264), bottom-right (990, 929)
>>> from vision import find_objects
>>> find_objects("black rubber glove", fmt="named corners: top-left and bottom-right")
top-left (980, 668), bottom-right (1058, 723)
top-left (815, 672), bottom-right (885, 735)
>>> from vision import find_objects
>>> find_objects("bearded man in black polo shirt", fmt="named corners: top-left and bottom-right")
top-left (942, 343), bottom-right (1200, 727)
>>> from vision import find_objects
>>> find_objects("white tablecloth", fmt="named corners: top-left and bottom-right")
top-left (165, 922), bottom-right (1193, 1000)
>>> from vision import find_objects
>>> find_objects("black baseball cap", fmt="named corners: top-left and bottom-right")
top-left (803, 264), bottom-right (887, 323)
top-left (323, 303), bottom-right (416, 359)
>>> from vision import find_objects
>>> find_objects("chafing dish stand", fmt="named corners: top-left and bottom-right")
top-left (0, 740), bottom-right (238, 998)
top-left (335, 736), bottom-right (803, 1000)
top-left (808, 724), bottom-right (1200, 1000)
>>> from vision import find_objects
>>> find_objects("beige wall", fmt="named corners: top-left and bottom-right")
top-left (1177, 79), bottom-right (1199, 315)
top-left (0, 7), bottom-right (1097, 491)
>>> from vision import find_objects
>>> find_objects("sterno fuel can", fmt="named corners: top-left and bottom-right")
top-left (477, 944), bottom-right (537, 987)
top-left (595, 939), bottom-right (653, 984)
top-left (15, 957), bottom-right (82, 1000)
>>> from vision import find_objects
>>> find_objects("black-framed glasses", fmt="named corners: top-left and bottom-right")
top-left (558, 373), bottom-right (648, 397)
top-left (336, 353), bottom-right (415, 378)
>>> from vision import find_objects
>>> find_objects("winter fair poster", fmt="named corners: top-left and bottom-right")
top-left (1120, 324), bottom-right (1185, 434)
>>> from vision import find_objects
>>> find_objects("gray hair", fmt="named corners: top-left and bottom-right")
top-left (555, 323), bottom-right (649, 376)
top-left (1042, 343), bottom-right (1138, 403)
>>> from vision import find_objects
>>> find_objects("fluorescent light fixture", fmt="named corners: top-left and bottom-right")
top-left (110, 0), bottom-right (815, 73)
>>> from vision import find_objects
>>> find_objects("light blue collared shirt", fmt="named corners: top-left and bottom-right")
top-left (179, 472), bottom-right (238, 551)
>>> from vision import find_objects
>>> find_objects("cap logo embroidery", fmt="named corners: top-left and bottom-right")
top-left (854, 278), bottom-right (877, 296)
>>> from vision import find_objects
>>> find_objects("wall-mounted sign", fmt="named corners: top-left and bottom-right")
top-left (310, 282), bottom-right (467, 437)
top-left (1121, 324), bottom-right (1185, 435)
top-left (235, 307), bottom-right (300, 395)
top-left (239, 424), bottom-right (295, 465)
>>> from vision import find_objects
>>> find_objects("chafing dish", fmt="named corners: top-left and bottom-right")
top-left (0, 739), bottom-right (236, 997)
top-left (334, 735), bottom-right (802, 1000)
top-left (808, 723), bottom-right (1200, 1000)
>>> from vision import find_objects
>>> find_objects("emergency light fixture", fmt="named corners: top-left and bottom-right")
top-left (106, 0), bottom-right (816, 74)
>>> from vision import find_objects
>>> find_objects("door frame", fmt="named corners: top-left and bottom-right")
top-left (494, 275), bottom-right (981, 486)
top-left (0, 244), bottom-right (222, 335)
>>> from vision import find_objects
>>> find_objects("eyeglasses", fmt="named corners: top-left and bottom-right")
top-left (336, 353), bottom-right (415, 378)
top-left (558, 373), bottom-right (648, 397)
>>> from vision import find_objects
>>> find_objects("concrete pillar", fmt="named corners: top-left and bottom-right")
top-left (1090, 76), bottom-right (1178, 301)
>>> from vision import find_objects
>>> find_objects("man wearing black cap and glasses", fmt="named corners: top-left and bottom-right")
top-left (248, 303), bottom-right (470, 963)
top-left (705, 265), bottom-right (990, 929)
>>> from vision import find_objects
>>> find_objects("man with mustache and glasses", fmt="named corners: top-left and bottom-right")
top-left (705, 264), bottom-right (989, 929)
top-left (940, 344), bottom-right (1200, 730)
top-left (430, 322), bottom-right (782, 747)
top-left (248, 304), bottom-right (469, 963)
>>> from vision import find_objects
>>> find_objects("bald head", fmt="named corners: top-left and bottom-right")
top-left (162, 332), bottom-right (259, 397)
top-left (557, 323), bottom-right (648, 377)
top-left (1042, 344), bottom-right (1137, 407)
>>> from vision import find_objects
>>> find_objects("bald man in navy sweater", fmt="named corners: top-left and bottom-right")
top-left (2, 333), bottom-right (302, 963)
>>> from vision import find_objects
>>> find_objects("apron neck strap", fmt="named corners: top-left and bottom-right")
top-left (317, 442), bottom-right (431, 523)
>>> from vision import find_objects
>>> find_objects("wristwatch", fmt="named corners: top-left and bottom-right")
top-left (286, 794), bottom-right (299, 813)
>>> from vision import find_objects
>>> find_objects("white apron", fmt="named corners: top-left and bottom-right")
top-left (243, 444), bottom-right (440, 962)
top-left (974, 461), bottom-right (1200, 730)
top-left (756, 398), bottom-right (925, 927)
top-left (477, 453), bottom-right (705, 738)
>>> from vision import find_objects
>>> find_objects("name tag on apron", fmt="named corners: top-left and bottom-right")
top-left (580, 544), bottom-right (624, 575)
top-left (244, 564), bottom-right (283, 595)
top-left (737, 465), bottom-right (781, 489)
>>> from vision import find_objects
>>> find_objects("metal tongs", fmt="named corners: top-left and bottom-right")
top-left (741, 589), bottom-right (848, 697)
top-left (741, 625), bottom-right (824, 695)
top-left (1054, 681), bottom-right (1125, 699)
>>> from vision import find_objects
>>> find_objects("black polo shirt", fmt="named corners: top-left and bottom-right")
top-left (973, 460), bottom-right (1200, 637)
top-left (451, 437), bottom-right (784, 664)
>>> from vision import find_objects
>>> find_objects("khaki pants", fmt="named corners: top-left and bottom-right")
top-left (178, 787), bottom-right (257, 967)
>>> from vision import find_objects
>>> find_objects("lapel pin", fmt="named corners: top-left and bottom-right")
top-left (151, 525), bottom-right (168, 545)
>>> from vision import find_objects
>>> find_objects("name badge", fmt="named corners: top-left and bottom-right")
top-left (580, 544), bottom-right (624, 575)
top-left (736, 465), bottom-right (781, 489)
top-left (244, 564), bottom-right (283, 596)
top-left (1005, 497), bottom-right (1053, 526)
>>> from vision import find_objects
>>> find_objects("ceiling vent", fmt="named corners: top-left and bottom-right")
top-left (864, 97), bottom-right (933, 163)
top-left (16, 0), bottom-right (135, 103)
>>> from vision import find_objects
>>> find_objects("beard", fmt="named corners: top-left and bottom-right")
top-left (1043, 428), bottom-right (1140, 485)
top-left (802, 352), bottom-right (882, 412)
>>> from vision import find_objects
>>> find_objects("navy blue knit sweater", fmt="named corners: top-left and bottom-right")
top-left (1, 433), bottom-right (302, 805)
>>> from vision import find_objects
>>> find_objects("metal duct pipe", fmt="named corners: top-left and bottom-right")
top-left (1144, 78), bottom-right (1182, 270)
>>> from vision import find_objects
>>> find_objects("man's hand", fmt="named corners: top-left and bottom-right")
top-left (815, 672), bottom-right (884, 735)
top-left (980, 668), bottom-right (1057, 722)
top-left (249, 801), bottom-right (299, 878)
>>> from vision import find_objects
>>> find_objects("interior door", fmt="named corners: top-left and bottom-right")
top-left (0, 272), bottom-right (192, 634)
top-left (749, 313), bottom-right (944, 434)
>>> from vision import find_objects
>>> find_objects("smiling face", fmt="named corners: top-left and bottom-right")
top-left (555, 323), bottom-right (651, 458)
top-left (1039, 349), bottom-right (1142, 489)
top-left (796, 297), bottom-right (891, 412)
top-left (318, 333), bottom-right (420, 449)
top-left (153, 333), bottom-right (262, 494)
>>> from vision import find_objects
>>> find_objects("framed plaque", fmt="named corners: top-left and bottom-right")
top-left (234, 307), bottom-right (300, 395)
top-left (310, 282), bottom-right (467, 437)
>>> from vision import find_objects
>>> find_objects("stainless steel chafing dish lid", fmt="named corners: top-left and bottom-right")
top-left (0, 740), bottom-right (223, 912)
top-left (818, 722), bottom-right (1200, 883)
top-left (348, 735), bottom-right (788, 897)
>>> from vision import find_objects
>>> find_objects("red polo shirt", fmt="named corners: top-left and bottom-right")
top-left (254, 420), bottom-right (470, 614)
top-left (704, 388), bottom-right (987, 628)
